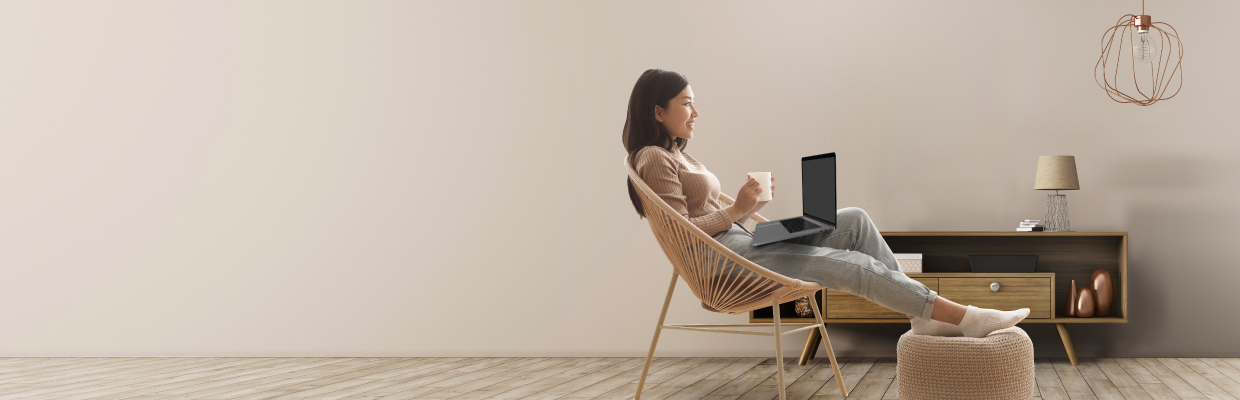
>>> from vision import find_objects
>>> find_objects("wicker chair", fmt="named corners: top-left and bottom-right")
top-left (625, 157), bottom-right (848, 399)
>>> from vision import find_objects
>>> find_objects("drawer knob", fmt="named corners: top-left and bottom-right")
top-left (990, 282), bottom-right (1001, 292)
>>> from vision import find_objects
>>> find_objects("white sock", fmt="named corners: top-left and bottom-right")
top-left (958, 306), bottom-right (1030, 338)
top-left (910, 317), bottom-right (962, 336)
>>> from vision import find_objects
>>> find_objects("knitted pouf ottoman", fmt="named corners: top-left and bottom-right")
top-left (896, 327), bottom-right (1036, 400)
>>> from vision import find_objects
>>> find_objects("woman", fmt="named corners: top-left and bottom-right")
top-left (623, 69), bottom-right (1027, 337)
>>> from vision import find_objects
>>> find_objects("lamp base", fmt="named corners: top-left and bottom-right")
top-left (1045, 194), bottom-right (1071, 232)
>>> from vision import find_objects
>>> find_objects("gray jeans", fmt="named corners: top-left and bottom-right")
top-left (712, 207), bottom-right (937, 319)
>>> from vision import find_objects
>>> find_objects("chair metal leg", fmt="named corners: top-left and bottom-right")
top-left (773, 298), bottom-right (787, 400)
top-left (810, 299), bottom-right (848, 396)
top-left (635, 272), bottom-right (678, 400)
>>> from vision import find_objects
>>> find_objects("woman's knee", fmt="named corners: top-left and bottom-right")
top-left (839, 207), bottom-right (871, 224)
top-left (832, 254), bottom-right (888, 278)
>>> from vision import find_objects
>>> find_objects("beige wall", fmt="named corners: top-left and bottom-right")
top-left (2, 1), bottom-right (1237, 357)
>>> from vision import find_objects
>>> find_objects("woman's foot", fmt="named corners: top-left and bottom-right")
top-left (910, 317), bottom-right (962, 336)
top-left (957, 306), bottom-right (1030, 338)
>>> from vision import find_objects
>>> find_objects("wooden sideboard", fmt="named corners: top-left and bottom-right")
top-left (749, 231), bottom-right (1128, 365)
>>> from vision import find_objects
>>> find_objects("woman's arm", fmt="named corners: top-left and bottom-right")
top-left (635, 148), bottom-right (736, 236)
top-left (736, 207), bottom-right (769, 226)
top-left (726, 205), bottom-right (748, 225)
top-left (719, 194), bottom-right (765, 225)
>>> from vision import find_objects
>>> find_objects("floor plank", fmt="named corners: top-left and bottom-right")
top-left (651, 359), bottom-right (765, 400)
top-left (1137, 358), bottom-right (1207, 399)
top-left (0, 357), bottom-right (1234, 399)
top-left (19, 358), bottom-right (281, 400)
top-left (783, 357), bottom-right (844, 399)
top-left (1053, 358), bottom-right (1100, 400)
top-left (1038, 358), bottom-right (1067, 390)
top-left (591, 357), bottom-right (712, 400)
top-left (1094, 358), bottom-right (1141, 389)
top-left (1157, 358), bottom-right (1237, 400)
top-left (735, 357), bottom-right (829, 400)
top-left (1200, 359), bottom-right (1240, 383)
top-left (1040, 386), bottom-right (1070, 400)
top-left (1116, 358), bottom-right (1164, 385)
top-left (520, 358), bottom-right (653, 400)
top-left (841, 358), bottom-right (892, 400)
top-left (703, 362), bottom-right (779, 398)
top-left (1138, 383), bottom-right (1184, 400)
top-left (879, 375), bottom-right (899, 400)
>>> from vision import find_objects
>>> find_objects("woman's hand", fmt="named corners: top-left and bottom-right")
top-left (747, 174), bottom-right (774, 214)
top-left (734, 176), bottom-right (761, 212)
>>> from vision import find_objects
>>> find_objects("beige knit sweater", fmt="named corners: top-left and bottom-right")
top-left (633, 145), bottom-right (735, 236)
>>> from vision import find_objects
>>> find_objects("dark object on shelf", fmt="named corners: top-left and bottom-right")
top-left (968, 255), bottom-right (1039, 273)
top-left (794, 297), bottom-right (813, 317)
top-left (1064, 280), bottom-right (1078, 317)
top-left (1076, 288), bottom-right (1095, 317)
top-left (1091, 270), bottom-right (1113, 317)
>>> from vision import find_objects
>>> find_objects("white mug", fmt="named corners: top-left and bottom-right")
top-left (747, 172), bottom-right (773, 201)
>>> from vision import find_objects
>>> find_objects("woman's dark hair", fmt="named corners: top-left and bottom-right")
top-left (623, 68), bottom-right (689, 219)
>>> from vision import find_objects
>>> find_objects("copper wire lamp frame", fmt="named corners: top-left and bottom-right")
top-left (1094, 1), bottom-right (1183, 106)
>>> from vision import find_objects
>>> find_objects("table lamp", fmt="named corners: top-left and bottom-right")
top-left (1034, 155), bottom-right (1079, 232)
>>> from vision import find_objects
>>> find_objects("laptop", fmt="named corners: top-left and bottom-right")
top-left (751, 152), bottom-right (837, 246)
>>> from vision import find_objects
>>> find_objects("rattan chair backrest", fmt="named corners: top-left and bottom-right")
top-left (625, 156), bottom-right (823, 314)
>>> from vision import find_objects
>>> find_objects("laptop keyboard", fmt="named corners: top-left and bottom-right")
top-left (780, 218), bottom-right (820, 233)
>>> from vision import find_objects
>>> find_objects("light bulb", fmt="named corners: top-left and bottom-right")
top-left (1134, 30), bottom-right (1160, 64)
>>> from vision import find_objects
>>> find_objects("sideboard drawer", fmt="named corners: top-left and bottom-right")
top-left (938, 277), bottom-right (1053, 319)
top-left (825, 278), bottom-right (939, 319)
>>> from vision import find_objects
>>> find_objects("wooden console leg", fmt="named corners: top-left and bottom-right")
top-left (798, 327), bottom-right (821, 365)
top-left (1056, 323), bottom-right (1079, 366)
top-left (808, 328), bottom-right (821, 361)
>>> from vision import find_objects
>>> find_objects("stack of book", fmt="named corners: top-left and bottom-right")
top-left (1017, 220), bottom-right (1044, 232)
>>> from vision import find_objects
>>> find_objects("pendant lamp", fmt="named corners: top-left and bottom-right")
top-left (1094, 0), bottom-right (1183, 106)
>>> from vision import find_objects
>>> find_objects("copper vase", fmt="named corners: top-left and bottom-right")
top-left (1076, 288), bottom-right (1095, 318)
top-left (1063, 280), bottom-right (1077, 317)
top-left (1091, 270), bottom-right (1113, 317)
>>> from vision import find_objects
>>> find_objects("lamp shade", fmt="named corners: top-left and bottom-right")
top-left (1034, 156), bottom-right (1080, 190)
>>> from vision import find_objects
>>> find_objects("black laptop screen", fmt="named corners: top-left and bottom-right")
top-left (802, 153), bottom-right (836, 225)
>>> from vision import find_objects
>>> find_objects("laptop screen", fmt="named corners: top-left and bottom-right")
top-left (802, 153), bottom-right (836, 225)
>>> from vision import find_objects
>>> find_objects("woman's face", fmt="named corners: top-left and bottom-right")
top-left (655, 85), bottom-right (697, 141)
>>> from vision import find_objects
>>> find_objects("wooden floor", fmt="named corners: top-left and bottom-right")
top-left (1, 357), bottom-right (1238, 399)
